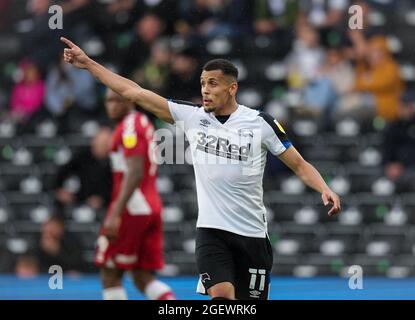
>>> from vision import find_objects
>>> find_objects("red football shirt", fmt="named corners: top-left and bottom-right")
top-left (109, 111), bottom-right (162, 215)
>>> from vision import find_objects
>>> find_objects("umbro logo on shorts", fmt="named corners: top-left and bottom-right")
top-left (249, 290), bottom-right (261, 298)
top-left (200, 273), bottom-right (211, 283)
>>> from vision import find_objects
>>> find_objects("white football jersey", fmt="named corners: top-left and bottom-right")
top-left (168, 100), bottom-right (292, 238)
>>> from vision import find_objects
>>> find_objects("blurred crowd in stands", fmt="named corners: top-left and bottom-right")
top-left (1, 0), bottom-right (415, 275)
top-left (0, 0), bottom-right (412, 126)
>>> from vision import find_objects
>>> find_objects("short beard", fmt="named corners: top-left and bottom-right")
top-left (203, 106), bottom-right (216, 113)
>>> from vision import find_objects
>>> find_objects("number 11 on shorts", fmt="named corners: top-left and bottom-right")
top-left (249, 268), bottom-right (266, 291)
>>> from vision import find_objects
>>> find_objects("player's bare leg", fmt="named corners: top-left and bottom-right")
top-left (207, 282), bottom-right (236, 300)
top-left (131, 269), bottom-right (176, 300)
top-left (100, 267), bottom-right (127, 300)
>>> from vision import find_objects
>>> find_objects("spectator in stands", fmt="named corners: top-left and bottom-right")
top-left (105, 0), bottom-right (136, 17)
top-left (103, 0), bottom-right (178, 33)
top-left (98, 0), bottom-right (140, 34)
top-left (22, 0), bottom-right (55, 71)
top-left (353, 35), bottom-right (403, 122)
top-left (382, 90), bottom-right (415, 192)
top-left (178, 0), bottom-right (252, 38)
top-left (120, 13), bottom-right (166, 75)
top-left (98, 0), bottom-right (178, 64)
top-left (343, 1), bottom-right (386, 61)
top-left (252, 0), bottom-right (298, 54)
top-left (298, 0), bottom-right (349, 30)
top-left (54, 127), bottom-right (112, 212)
top-left (130, 38), bottom-right (171, 97)
top-left (253, 0), bottom-right (299, 35)
top-left (9, 58), bottom-right (45, 124)
top-left (15, 254), bottom-right (40, 278)
top-left (134, 0), bottom-right (179, 34)
top-left (34, 215), bottom-right (84, 274)
top-left (320, 46), bottom-right (355, 102)
top-left (296, 0), bottom-right (349, 47)
top-left (23, 0), bottom-right (91, 72)
top-left (0, 0), bottom-right (11, 32)
top-left (303, 45), bottom-right (355, 129)
top-left (167, 47), bottom-right (201, 103)
top-left (285, 23), bottom-right (325, 90)
top-left (45, 55), bottom-right (97, 132)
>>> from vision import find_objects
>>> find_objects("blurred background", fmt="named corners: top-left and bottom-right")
top-left (0, 0), bottom-right (415, 295)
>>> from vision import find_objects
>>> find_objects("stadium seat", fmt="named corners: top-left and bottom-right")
top-left (267, 200), bottom-right (304, 222)
top-left (29, 205), bottom-right (51, 224)
top-left (162, 206), bottom-right (184, 224)
top-left (6, 237), bottom-right (29, 255)
top-left (165, 250), bottom-right (197, 274)
top-left (293, 206), bottom-right (319, 225)
top-left (351, 254), bottom-right (395, 277)
top-left (292, 264), bottom-right (319, 278)
top-left (0, 164), bottom-right (37, 191)
top-left (274, 239), bottom-right (302, 255)
top-left (156, 176), bottom-right (174, 195)
top-left (338, 207), bottom-right (363, 226)
top-left (72, 205), bottom-right (97, 223)
top-left (303, 254), bottom-right (350, 276)
top-left (11, 148), bottom-right (33, 166)
top-left (272, 255), bottom-right (303, 276)
top-left (20, 175), bottom-right (42, 194)
top-left (35, 120), bottom-right (58, 138)
top-left (280, 175), bottom-right (306, 195)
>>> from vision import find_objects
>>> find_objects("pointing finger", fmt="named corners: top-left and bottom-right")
top-left (60, 37), bottom-right (75, 48)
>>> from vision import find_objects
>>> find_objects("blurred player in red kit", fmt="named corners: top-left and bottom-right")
top-left (95, 88), bottom-right (175, 300)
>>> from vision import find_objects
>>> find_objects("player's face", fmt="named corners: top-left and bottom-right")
top-left (105, 90), bottom-right (130, 121)
top-left (200, 70), bottom-right (237, 113)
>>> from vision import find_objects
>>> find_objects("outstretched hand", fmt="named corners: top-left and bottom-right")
top-left (322, 189), bottom-right (341, 217)
top-left (60, 37), bottom-right (90, 69)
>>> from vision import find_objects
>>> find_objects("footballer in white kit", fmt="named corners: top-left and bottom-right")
top-left (61, 36), bottom-right (341, 300)
top-left (169, 99), bottom-right (292, 299)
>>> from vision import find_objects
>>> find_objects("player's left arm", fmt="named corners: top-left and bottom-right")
top-left (104, 156), bottom-right (143, 239)
top-left (278, 147), bottom-right (341, 216)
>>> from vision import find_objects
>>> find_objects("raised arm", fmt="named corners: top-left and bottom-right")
top-left (278, 146), bottom-right (341, 216)
top-left (61, 37), bottom-right (174, 123)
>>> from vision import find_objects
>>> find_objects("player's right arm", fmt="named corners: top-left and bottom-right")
top-left (60, 37), bottom-right (174, 124)
top-left (104, 156), bottom-right (144, 240)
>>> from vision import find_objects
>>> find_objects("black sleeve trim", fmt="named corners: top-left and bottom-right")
top-left (169, 99), bottom-right (201, 108)
top-left (257, 112), bottom-right (289, 140)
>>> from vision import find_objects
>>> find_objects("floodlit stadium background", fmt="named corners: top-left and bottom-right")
top-left (1, 0), bottom-right (415, 299)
